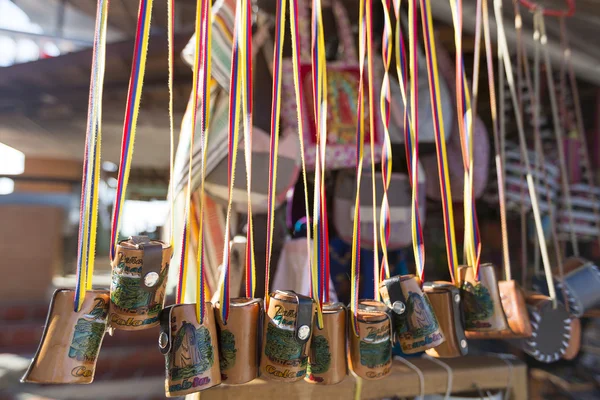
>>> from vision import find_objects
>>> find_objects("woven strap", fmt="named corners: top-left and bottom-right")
top-left (74, 0), bottom-right (109, 311)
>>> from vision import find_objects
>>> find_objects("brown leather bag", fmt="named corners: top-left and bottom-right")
top-left (379, 275), bottom-right (445, 354)
top-left (465, 280), bottom-right (532, 340)
top-left (424, 282), bottom-right (468, 358)
top-left (22, 289), bottom-right (110, 384)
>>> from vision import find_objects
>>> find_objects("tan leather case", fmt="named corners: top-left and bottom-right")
top-left (379, 275), bottom-right (445, 354)
top-left (215, 298), bottom-right (262, 384)
top-left (109, 237), bottom-right (173, 330)
top-left (466, 280), bottom-right (532, 339)
top-left (260, 291), bottom-right (315, 382)
top-left (424, 283), bottom-right (468, 358)
top-left (348, 300), bottom-right (392, 380)
top-left (160, 302), bottom-right (221, 397)
top-left (460, 264), bottom-right (509, 332)
top-left (22, 289), bottom-right (110, 384)
top-left (306, 302), bottom-right (347, 385)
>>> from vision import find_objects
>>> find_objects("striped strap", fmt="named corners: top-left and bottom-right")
top-left (265, 0), bottom-right (287, 310)
top-left (379, 0), bottom-right (393, 282)
top-left (289, 0), bottom-right (314, 305)
top-left (482, 0), bottom-right (512, 281)
top-left (391, 1), bottom-right (426, 283)
top-left (219, 0), bottom-right (246, 323)
top-left (448, 0), bottom-right (482, 278)
top-left (195, 0), bottom-right (214, 323)
top-left (350, 0), bottom-right (368, 335)
top-left (74, 0), bottom-right (109, 311)
top-left (241, 0), bottom-right (256, 299)
top-left (419, 0), bottom-right (460, 284)
top-left (109, 0), bottom-right (154, 261)
top-left (309, 0), bottom-right (327, 328)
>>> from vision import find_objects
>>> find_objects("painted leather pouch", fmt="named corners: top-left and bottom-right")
top-left (459, 264), bottom-right (509, 332)
top-left (465, 280), bottom-right (532, 339)
top-left (260, 290), bottom-right (315, 382)
top-left (215, 298), bottom-right (263, 384)
top-left (348, 300), bottom-right (392, 380)
top-left (109, 236), bottom-right (173, 330)
top-left (159, 302), bottom-right (221, 397)
top-left (306, 302), bottom-right (347, 385)
top-left (512, 294), bottom-right (572, 363)
top-left (22, 289), bottom-right (109, 384)
top-left (379, 275), bottom-right (445, 354)
top-left (423, 282), bottom-right (468, 358)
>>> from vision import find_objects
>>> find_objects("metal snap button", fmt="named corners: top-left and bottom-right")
top-left (392, 301), bottom-right (406, 315)
top-left (144, 272), bottom-right (159, 288)
top-left (298, 325), bottom-right (311, 340)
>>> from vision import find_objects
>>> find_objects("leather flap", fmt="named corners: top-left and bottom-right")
top-left (159, 305), bottom-right (174, 355)
top-left (288, 290), bottom-right (314, 345)
top-left (129, 236), bottom-right (164, 293)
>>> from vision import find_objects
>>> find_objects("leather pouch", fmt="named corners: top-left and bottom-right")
top-left (306, 302), bottom-right (347, 385)
top-left (424, 282), bottom-right (468, 358)
top-left (215, 298), bottom-right (263, 384)
top-left (22, 289), bottom-right (109, 384)
top-left (159, 303), bottom-right (221, 397)
top-left (459, 264), bottom-right (509, 332)
top-left (348, 300), bottom-right (392, 380)
top-left (466, 280), bottom-right (532, 339)
top-left (513, 294), bottom-right (572, 363)
top-left (379, 275), bottom-right (445, 353)
top-left (260, 290), bottom-right (315, 382)
top-left (109, 236), bottom-right (173, 330)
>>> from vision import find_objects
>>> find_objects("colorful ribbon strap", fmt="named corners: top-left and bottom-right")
top-left (419, 0), bottom-right (460, 284)
top-left (350, 0), bottom-right (368, 335)
top-left (241, 0), bottom-right (256, 299)
top-left (289, 0), bottom-right (314, 306)
top-left (379, 0), bottom-right (393, 282)
top-left (194, 0), bottom-right (213, 323)
top-left (448, 0), bottom-right (482, 278)
top-left (218, 0), bottom-right (246, 324)
top-left (74, 0), bottom-right (109, 311)
top-left (309, 0), bottom-right (327, 328)
top-left (265, 0), bottom-right (287, 310)
top-left (109, 0), bottom-right (154, 262)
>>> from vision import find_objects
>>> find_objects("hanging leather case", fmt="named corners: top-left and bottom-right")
top-left (512, 294), bottom-right (572, 363)
top-left (459, 264), bottom-right (509, 333)
top-left (306, 302), bottom-right (347, 385)
top-left (109, 236), bottom-right (173, 330)
top-left (379, 275), bottom-right (445, 354)
top-left (423, 282), bottom-right (468, 358)
top-left (215, 298), bottom-right (263, 384)
top-left (348, 300), bottom-right (392, 380)
top-left (22, 289), bottom-right (110, 384)
top-left (159, 303), bottom-right (221, 397)
top-left (260, 290), bottom-right (315, 382)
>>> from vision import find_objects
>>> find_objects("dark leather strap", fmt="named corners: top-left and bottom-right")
top-left (129, 235), bottom-right (163, 292)
top-left (159, 305), bottom-right (174, 355)
top-left (288, 290), bottom-right (314, 345)
top-left (381, 276), bottom-right (407, 317)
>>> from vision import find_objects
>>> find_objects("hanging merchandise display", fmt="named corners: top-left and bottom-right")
top-left (160, 0), bottom-right (221, 395)
top-left (107, 0), bottom-right (174, 331)
top-left (280, 0), bottom-right (382, 171)
top-left (557, 15), bottom-right (600, 242)
top-left (444, 0), bottom-right (508, 336)
top-left (379, 0), bottom-right (444, 356)
top-left (348, 0), bottom-right (392, 380)
top-left (260, 0), bottom-right (322, 383)
top-left (212, 0), bottom-right (264, 385)
top-left (495, 0), bottom-right (573, 363)
top-left (21, 0), bottom-right (110, 384)
top-left (386, 0), bottom-right (465, 358)
top-left (465, 0), bottom-right (532, 341)
top-left (303, 0), bottom-right (347, 385)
